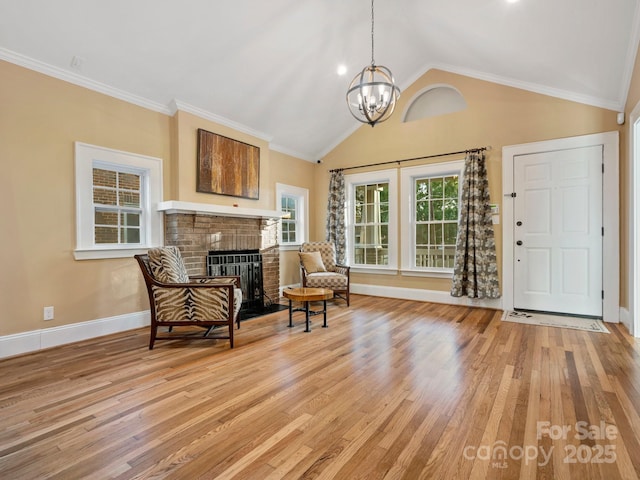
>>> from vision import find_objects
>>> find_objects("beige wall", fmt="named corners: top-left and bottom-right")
top-left (318, 69), bottom-right (621, 297)
top-left (0, 60), bottom-right (172, 336)
top-left (268, 151), bottom-right (318, 287)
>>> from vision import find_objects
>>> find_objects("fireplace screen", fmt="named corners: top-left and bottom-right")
top-left (207, 249), bottom-right (263, 312)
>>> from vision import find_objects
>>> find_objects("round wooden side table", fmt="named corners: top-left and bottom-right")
top-left (283, 287), bottom-right (334, 332)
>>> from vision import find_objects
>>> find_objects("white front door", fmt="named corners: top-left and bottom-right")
top-left (513, 146), bottom-right (603, 317)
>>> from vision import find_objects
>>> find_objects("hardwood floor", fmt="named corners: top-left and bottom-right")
top-left (1, 295), bottom-right (640, 479)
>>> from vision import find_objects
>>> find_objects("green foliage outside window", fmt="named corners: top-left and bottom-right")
top-left (353, 182), bottom-right (389, 265)
top-left (415, 175), bottom-right (459, 268)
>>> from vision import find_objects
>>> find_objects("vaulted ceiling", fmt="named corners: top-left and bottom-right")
top-left (1, 0), bottom-right (638, 161)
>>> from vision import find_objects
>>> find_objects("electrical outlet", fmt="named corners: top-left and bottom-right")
top-left (43, 306), bottom-right (54, 321)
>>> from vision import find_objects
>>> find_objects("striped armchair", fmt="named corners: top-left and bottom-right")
top-left (135, 246), bottom-right (242, 349)
top-left (299, 241), bottom-right (350, 306)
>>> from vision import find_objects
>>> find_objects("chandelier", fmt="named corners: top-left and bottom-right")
top-left (346, 0), bottom-right (401, 126)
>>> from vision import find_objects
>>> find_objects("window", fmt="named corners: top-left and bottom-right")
top-left (346, 169), bottom-right (398, 272)
top-left (93, 167), bottom-right (142, 245)
top-left (75, 143), bottom-right (163, 260)
top-left (276, 183), bottom-right (308, 249)
top-left (401, 161), bottom-right (464, 275)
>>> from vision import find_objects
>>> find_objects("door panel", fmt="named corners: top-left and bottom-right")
top-left (513, 146), bottom-right (603, 317)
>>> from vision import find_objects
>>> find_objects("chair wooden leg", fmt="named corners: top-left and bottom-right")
top-left (229, 321), bottom-right (234, 348)
top-left (149, 325), bottom-right (157, 350)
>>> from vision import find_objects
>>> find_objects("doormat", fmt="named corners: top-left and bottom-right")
top-left (501, 310), bottom-right (609, 333)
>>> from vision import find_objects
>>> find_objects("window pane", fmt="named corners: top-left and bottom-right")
top-left (380, 204), bottom-right (389, 223)
top-left (354, 226), bottom-right (364, 245)
top-left (93, 168), bottom-right (117, 188)
top-left (380, 225), bottom-right (388, 246)
top-left (443, 199), bottom-right (458, 220)
top-left (365, 204), bottom-right (375, 223)
top-left (355, 204), bottom-right (363, 223)
top-left (444, 223), bottom-right (457, 245)
top-left (430, 178), bottom-right (443, 198)
top-left (355, 185), bottom-right (365, 203)
top-left (120, 228), bottom-right (140, 244)
top-left (121, 212), bottom-right (140, 227)
top-left (416, 224), bottom-right (429, 245)
top-left (95, 226), bottom-right (118, 244)
top-left (366, 184), bottom-right (376, 203)
top-left (93, 187), bottom-right (117, 205)
top-left (416, 201), bottom-right (429, 221)
top-left (289, 231), bottom-right (296, 243)
top-left (444, 176), bottom-right (458, 198)
top-left (118, 172), bottom-right (140, 191)
top-left (431, 200), bottom-right (443, 221)
top-left (443, 246), bottom-right (456, 268)
top-left (95, 210), bottom-right (118, 226)
top-left (354, 247), bottom-right (365, 264)
top-left (378, 184), bottom-right (389, 202)
top-left (119, 191), bottom-right (140, 207)
top-left (430, 224), bottom-right (443, 245)
top-left (416, 179), bottom-right (429, 201)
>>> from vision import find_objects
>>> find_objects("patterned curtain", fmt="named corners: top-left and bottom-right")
top-left (326, 170), bottom-right (346, 264)
top-left (451, 151), bottom-right (500, 299)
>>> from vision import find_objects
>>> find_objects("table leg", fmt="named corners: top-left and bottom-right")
top-left (288, 298), bottom-right (293, 327)
top-left (304, 301), bottom-right (311, 332)
top-left (323, 299), bottom-right (328, 328)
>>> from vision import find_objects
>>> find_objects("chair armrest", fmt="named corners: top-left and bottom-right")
top-left (190, 275), bottom-right (241, 288)
top-left (334, 264), bottom-right (350, 276)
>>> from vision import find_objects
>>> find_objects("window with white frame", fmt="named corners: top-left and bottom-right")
top-left (400, 160), bottom-right (464, 275)
top-left (75, 143), bottom-right (163, 260)
top-left (346, 169), bottom-right (398, 271)
top-left (276, 183), bottom-right (308, 248)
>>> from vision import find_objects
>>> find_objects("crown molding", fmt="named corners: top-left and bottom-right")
top-left (0, 47), bottom-right (172, 115)
top-left (269, 143), bottom-right (314, 162)
top-left (403, 62), bottom-right (623, 112)
top-left (169, 99), bottom-right (273, 143)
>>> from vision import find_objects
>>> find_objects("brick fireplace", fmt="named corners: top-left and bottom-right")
top-left (159, 201), bottom-right (282, 307)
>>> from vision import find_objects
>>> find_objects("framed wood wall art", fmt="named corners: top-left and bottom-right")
top-left (196, 128), bottom-right (260, 199)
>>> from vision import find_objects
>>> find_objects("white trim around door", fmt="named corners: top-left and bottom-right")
top-left (630, 103), bottom-right (640, 337)
top-left (502, 132), bottom-right (619, 323)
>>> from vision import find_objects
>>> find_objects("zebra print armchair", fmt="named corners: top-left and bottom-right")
top-left (135, 246), bottom-right (242, 349)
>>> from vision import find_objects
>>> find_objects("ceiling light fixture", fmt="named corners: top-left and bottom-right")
top-left (346, 0), bottom-right (400, 127)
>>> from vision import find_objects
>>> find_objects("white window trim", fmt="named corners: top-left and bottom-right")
top-left (74, 142), bottom-right (163, 260)
top-left (345, 168), bottom-right (398, 272)
top-left (276, 183), bottom-right (308, 250)
top-left (400, 160), bottom-right (465, 277)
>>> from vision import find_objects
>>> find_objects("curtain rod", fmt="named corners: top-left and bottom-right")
top-left (329, 145), bottom-right (492, 173)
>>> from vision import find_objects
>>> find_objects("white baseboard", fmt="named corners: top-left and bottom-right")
top-left (279, 283), bottom-right (301, 297)
top-left (0, 311), bottom-right (150, 360)
top-left (351, 283), bottom-right (503, 310)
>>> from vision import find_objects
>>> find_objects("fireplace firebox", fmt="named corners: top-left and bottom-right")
top-left (207, 249), bottom-right (263, 313)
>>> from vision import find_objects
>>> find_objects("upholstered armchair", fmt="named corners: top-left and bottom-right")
top-left (135, 246), bottom-right (242, 349)
top-left (299, 241), bottom-right (350, 306)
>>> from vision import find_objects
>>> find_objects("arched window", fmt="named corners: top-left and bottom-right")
top-left (402, 84), bottom-right (467, 122)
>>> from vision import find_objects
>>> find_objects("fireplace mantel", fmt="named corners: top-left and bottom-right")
top-left (158, 200), bottom-right (283, 219)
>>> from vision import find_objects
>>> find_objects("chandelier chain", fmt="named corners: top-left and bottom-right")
top-left (370, 0), bottom-right (375, 65)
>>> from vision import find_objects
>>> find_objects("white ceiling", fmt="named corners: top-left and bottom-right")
top-left (1, 0), bottom-right (639, 161)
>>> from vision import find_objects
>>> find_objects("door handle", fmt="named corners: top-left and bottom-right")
top-left (516, 240), bottom-right (523, 246)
